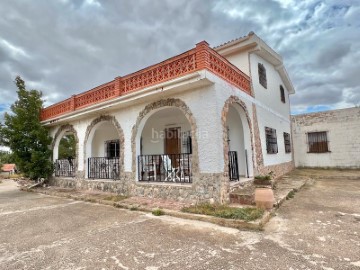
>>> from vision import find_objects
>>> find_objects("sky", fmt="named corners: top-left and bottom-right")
top-left (0, 0), bottom-right (359, 122)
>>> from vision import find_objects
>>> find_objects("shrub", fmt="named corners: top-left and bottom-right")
top-left (152, 209), bottom-right (165, 216)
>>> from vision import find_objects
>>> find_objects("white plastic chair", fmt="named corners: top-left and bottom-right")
top-left (162, 155), bottom-right (179, 182)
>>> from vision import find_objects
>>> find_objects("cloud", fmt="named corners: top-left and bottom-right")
top-left (0, 0), bottom-right (359, 118)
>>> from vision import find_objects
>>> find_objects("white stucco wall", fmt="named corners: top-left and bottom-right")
top-left (250, 53), bottom-right (291, 118)
top-left (292, 107), bottom-right (360, 168)
top-left (224, 49), bottom-right (251, 76)
top-left (248, 53), bottom-right (292, 166)
top-left (141, 108), bottom-right (191, 155)
top-left (91, 122), bottom-right (119, 157)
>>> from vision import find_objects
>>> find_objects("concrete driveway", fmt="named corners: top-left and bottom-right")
top-left (0, 170), bottom-right (359, 269)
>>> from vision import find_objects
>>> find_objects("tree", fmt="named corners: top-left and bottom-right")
top-left (0, 150), bottom-right (15, 164)
top-left (58, 134), bottom-right (76, 159)
top-left (0, 76), bottom-right (53, 180)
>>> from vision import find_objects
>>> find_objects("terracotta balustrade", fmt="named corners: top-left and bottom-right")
top-left (41, 43), bottom-right (251, 121)
top-left (74, 81), bottom-right (116, 109)
top-left (40, 98), bottom-right (72, 120)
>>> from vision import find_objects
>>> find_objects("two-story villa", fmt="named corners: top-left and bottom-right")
top-left (43, 32), bottom-right (295, 203)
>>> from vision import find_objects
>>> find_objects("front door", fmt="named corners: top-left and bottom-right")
top-left (165, 127), bottom-right (180, 166)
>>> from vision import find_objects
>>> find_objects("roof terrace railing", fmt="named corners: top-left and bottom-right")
top-left (41, 41), bottom-right (251, 121)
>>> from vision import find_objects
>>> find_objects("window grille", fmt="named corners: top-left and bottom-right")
top-left (283, 132), bottom-right (291, 153)
top-left (181, 131), bottom-right (192, 154)
top-left (265, 127), bottom-right (278, 154)
top-left (307, 132), bottom-right (329, 153)
top-left (258, 63), bottom-right (267, 89)
top-left (280, 85), bottom-right (286, 103)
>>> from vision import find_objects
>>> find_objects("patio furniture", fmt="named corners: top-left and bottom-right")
top-left (162, 155), bottom-right (180, 182)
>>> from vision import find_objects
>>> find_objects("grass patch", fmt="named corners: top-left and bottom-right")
top-left (103, 195), bottom-right (127, 202)
top-left (286, 190), bottom-right (296, 200)
top-left (9, 173), bottom-right (23, 179)
top-left (182, 203), bottom-right (264, 221)
top-left (254, 175), bottom-right (271, 181)
top-left (152, 209), bottom-right (165, 216)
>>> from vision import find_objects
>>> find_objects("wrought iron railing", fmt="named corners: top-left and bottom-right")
top-left (138, 154), bottom-right (192, 183)
top-left (54, 158), bottom-right (76, 177)
top-left (88, 157), bottom-right (120, 180)
top-left (228, 151), bottom-right (239, 181)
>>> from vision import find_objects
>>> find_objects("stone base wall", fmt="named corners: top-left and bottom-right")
top-left (258, 161), bottom-right (295, 179)
top-left (49, 172), bottom-right (224, 204)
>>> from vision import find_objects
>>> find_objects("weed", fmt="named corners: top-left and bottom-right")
top-left (286, 190), bottom-right (296, 200)
top-left (103, 195), bottom-right (127, 202)
top-left (254, 175), bottom-right (271, 181)
top-left (152, 209), bottom-right (165, 216)
top-left (182, 203), bottom-right (264, 221)
top-left (130, 206), bottom-right (138, 211)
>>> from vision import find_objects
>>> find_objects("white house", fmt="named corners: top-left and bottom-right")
top-left (292, 107), bottom-right (360, 168)
top-left (42, 32), bottom-right (295, 203)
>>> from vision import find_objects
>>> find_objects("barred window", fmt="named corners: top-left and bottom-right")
top-left (105, 140), bottom-right (120, 158)
top-left (265, 127), bottom-right (278, 154)
top-left (283, 132), bottom-right (291, 153)
top-left (258, 63), bottom-right (267, 89)
top-left (181, 131), bottom-right (192, 154)
top-left (307, 132), bottom-right (329, 153)
top-left (280, 85), bottom-right (286, 103)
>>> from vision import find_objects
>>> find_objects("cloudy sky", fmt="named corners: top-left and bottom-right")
top-left (0, 0), bottom-right (359, 120)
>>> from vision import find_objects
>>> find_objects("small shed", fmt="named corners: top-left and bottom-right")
top-left (1, 164), bottom-right (17, 175)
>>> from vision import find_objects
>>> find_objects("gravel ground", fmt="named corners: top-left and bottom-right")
top-left (0, 170), bottom-right (359, 269)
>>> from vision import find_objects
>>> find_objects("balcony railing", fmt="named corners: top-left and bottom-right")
top-left (54, 158), bottom-right (76, 177)
top-left (138, 154), bottom-right (191, 183)
top-left (228, 151), bottom-right (239, 181)
top-left (88, 157), bottom-right (120, 180)
top-left (41, 42), bottom-right (250, 121)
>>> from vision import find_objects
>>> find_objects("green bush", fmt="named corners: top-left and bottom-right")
top-left (152, 209), bottom-right (165, 216)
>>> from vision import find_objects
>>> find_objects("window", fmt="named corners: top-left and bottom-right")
top-left (265, 127), bottom-right (278, 154)
top-left (258, 63), bottom-right (267, 89)
top-left (307, 132), bottom-right (329, 153)
top-left (105, 140), bottom-right (120, 158)
top-left (182, 131), bottom-right (192, 154)
top-left (280, 85), bottom-right (286, 103)
top-left (283, 132), bottom-right (291, 153)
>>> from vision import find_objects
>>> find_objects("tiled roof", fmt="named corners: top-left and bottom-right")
top-left (213, 32), bottom-right (254, 49)
top-left (2, 164), bottom-right (16, 172)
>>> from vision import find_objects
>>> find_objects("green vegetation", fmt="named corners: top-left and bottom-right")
top-left (0, 76), bottom-right (53, 180)
top-left (255, 171), bottom-right (274, 181)
top-left (58, 134), bottom-right (76, 159)
top-left (182, 203), bottom-right (264, 221)
top-left (103, 195), bottom-right (127, 202)
top-left (152, 209), bottom-right (165, 216)
top-left (286, 190), bottom-right (296, 200)
top-left (254, 175), bottom-right (272, 181)
top-left (0, 150), bottom-right (15, 169)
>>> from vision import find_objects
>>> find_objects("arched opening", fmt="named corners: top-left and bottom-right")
top-left (225, 104), bottom-right (254, 181)
top-left (53, 126), bottom-right (78, 178)
top-left (85, 120), bottom-right (122, 180)
top-left (136, 107), bottom-right (193, 183)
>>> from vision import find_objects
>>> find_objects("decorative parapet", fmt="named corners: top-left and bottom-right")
top-left (41, 42), bottom-right (251, 121)
top-left (74, 81), bottom-right (116, 109)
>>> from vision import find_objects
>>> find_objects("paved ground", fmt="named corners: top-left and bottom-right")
top-left (0, 170), bottom-right (359, 269)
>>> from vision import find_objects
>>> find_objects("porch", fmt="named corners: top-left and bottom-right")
top-left (138, 153), bottom-right (192, 183)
